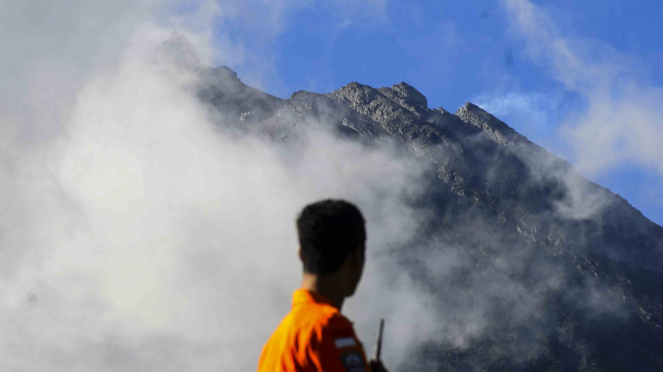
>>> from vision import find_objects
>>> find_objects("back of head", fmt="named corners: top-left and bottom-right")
top-left (297, 199), bottom-right (366, 276)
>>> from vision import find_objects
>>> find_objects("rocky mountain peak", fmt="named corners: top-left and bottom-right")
top-left (212, 65), bottom-right (239, 81)
top-left (160, 32), bottom-right (201, 69)
top-left (379, 82), bottom-right (428, 111)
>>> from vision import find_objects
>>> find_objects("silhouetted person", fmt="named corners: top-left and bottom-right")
top-left (257, 199), bottom-right (388, 372)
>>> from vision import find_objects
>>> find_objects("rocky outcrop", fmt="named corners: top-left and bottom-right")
top-left (455, 101), bottom-right (522, 145)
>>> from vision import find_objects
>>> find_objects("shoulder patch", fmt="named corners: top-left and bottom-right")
top-left (334, 337), bottom-right (357, 348)
top-left (340, 350), bottom-right (366, 372)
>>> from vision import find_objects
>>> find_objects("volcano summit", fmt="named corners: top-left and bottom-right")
top-left (167, 35), bottom-right (663, 371)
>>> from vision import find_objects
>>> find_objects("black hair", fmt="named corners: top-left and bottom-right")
top-left (297, 199), bottom-right (366, 276)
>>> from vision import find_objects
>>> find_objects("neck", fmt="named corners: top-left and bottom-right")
top-left (301, 272), bottom-right (346, 310)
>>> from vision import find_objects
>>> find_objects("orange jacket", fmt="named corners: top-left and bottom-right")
top-left (257, 289), bottom-right (369, 372)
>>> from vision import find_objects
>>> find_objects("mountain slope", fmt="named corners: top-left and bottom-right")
top-left (166, 36), bottom-right (663, 371)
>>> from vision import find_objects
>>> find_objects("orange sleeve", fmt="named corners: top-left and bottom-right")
top-left (308, 315), bottom-right (369, 372)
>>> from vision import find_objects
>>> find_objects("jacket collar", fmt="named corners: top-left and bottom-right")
top-left (292, 288), bottom-right (333, 307)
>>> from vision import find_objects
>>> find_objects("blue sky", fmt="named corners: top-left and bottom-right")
top-left (211, 0), bottom-right (663, 226)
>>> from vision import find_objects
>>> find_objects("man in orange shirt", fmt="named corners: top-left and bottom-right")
top-left (257, 199), bottom-right (388, 372)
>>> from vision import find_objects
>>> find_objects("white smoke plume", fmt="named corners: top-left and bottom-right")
top-left (0, 1), bottom-right (445, 370)
top-left (2, 1), bottom-right (640, 371)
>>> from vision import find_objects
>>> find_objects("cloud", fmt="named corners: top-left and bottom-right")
top-left (475, 91), bottom-right (561, 138)
top-left (501, 0), bottom-right (663, 219)
top-left (1, 0), bottom-right (639, 371)
top-left (0, 7), bottom-right (569, 369)
top-left (0, 40), bottom-right (428, 371)
top-left (0, 1), bottom-right (443, 370)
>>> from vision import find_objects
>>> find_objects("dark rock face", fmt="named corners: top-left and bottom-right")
top-left (166, 36), bottom-right (663, 371)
